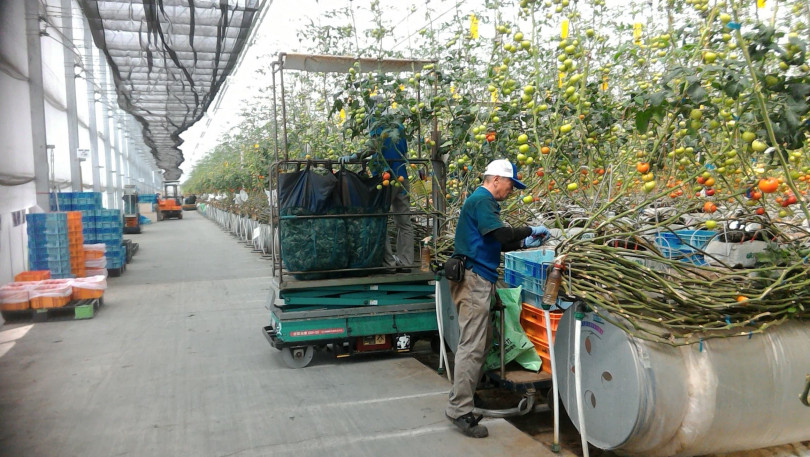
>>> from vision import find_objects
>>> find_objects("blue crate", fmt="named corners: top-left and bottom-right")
top-left (50, 272), bottom-right (75, 279)
top-left (504, 269), bottom-right (545, 296)
top-left (655, 229), bottom-right (716, 250)
top-left (504, 249), bottom-right (556, 280)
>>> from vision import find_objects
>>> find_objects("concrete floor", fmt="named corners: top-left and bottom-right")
top-left (0, 210), bottom-right (563, 457)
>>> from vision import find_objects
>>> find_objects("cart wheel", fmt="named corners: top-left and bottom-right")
top-left (178, 213), bottom-right (183, 219)
top-left (281, 346), bottom-right (314, 369)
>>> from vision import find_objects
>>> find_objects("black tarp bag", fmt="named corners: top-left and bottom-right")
top-left (277, 164), bottom-right (348, 275)
top-left (335, 167), bottom-right (391, 269)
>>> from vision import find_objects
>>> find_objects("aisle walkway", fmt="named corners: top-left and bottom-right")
top-left (0, 210), bottom-right (559, 457)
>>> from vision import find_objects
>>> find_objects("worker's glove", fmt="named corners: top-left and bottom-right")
top-left (338, 154), bottom-right (358, 164)
top-left (530, 225), bottom-right (550, 238)
top-left (523, 235), bottom-right (545, 248)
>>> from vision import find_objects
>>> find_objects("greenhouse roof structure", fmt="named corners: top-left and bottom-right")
top-left (78, 0), bottom-right (266, 181)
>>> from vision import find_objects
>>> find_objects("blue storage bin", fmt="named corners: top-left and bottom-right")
top-left (504, 249), bottom-right (556, 282)
top-left (504, 269), bottom-right (545, 296)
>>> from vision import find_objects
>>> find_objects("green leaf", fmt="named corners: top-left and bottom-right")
top-left (686, 81), bottom-right (707, 103)
top-left (650, 91), bottom-right (667, 107)
top-left (635, 108), bottom-right (653, 133)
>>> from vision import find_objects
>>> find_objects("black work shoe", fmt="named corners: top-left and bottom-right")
top-left (446, 412), bottom-right (488, 438)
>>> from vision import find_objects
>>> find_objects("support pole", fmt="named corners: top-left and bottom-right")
top-left (26, 0), bottom-right (50, 211)
top-left (61, 0), bottom-right (81, 191)
top-left (83, 18), bottom-right (101, 192)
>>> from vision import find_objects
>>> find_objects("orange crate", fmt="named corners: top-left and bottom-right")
top-left (1, 301), bottom-right (30, 311)
top-left (520, 304), bottom-right (562, 343)
top-left (529, 337), bottom-right (553, 374)
top-left (1, 283), bottom-right (31, 311)
top-left (14, 270), bottom-right (51, 282)
top-left (30, 283), bottom-right (72, 309)
top-left (72, 287), bottom-right (103, 299)
top-left (84, 244), bottom-right (106, 259)
top-left (72, 275), bottom-right (106, 299)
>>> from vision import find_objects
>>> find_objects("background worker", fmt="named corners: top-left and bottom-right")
top-left (445, 158), bottom-right (549, 438)
top-left (340, 97), bottom-right (414, 271)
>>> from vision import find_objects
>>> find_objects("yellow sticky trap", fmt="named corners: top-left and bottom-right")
top-left (601, 75), bottom-right (608, 91)
top-left (561, 20), bottom-right (569, 39)
top-left (391, 101), bottom-right (398, 110)
top-left (339, 108), bottom-right (346, 123)
top-left (756, 0), bottom-right (765, 7)
top-left (469, 14), bottom-right (479, 39)
top-left (558, 72), bottom-right (565, 88)
top-left (633, 23), bottom-right (643, 45)
top-left (490, 90), bottom-right (498, 103)
top-left (450, 85), bottom-right (455, 94)
top-left (398, 84), bottom-right (405, 91)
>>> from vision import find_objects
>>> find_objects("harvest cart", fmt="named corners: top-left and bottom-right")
top-left (261, 53), bottom-right (447, 368)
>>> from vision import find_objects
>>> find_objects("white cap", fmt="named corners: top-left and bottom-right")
top-left (484, 159), bottom-right (526, 189)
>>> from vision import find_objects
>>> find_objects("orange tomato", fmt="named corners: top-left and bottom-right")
top-left (704, 177), bottom-right (715, 187)
top-left (382, 172), bottom-right (391, 181)
top-left (703, 201), bottom-right (717, 213)
top-left (757, 177), bottom-right (779, 193)
top-left (541, 146), bottom-right (550, 154)
top-left (636, 162), bottom-right (650, 174)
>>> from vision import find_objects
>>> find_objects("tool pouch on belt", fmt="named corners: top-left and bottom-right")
top-left (444, 255), bottom-right (467, 282)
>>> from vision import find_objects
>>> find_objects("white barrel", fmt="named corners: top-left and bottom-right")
top-left (553, 310), bottom-right (810, 456)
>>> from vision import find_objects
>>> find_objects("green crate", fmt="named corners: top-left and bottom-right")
top-left (74, 303), bottom-right (95, 319)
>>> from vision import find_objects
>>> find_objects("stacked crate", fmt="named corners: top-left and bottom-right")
top-left (504, 249), bottom-right (569, 374)
top-left (50, 192), bottom-right (126, 272)
top-left (83, 244), bottom-right (107, 276)
top-left (518, 305), bottom-right (562, 374)
top-left (26, 213), bottom-right (72, 279)
top-left (92, 209), bottom-right (125, 269)
top-left (67, 211), bottom-right (85, 278)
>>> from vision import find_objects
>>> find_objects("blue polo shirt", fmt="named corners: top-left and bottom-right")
top-left (453, 186), bottom-right (507, 283)
top-left (370, 123), bottom-right (408, 179)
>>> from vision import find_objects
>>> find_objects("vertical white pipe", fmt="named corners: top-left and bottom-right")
top-left (544, 309), bottom-right (560, 451)
top-left (574, 319), bottom-right (589, 457)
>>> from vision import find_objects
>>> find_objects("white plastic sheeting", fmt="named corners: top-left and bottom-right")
top-left (77, 0), bottom-right (265, 180)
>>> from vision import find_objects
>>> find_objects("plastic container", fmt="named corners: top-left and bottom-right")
top-left (0, 283), bottom-right (31, 311)
top-left (84, 258), bottom-right (108, 269)
top-left (85, 268), bottom-right (108, 278)
top-left (14, 270), bottom-right (51, 282)
top-left (503, 269), bottom-right (544, 295)
top-left (527, 334), bottom-right (553, 374)
top-left (504, 249), bottom-right (555, 281)
top-left (83, 244), bottom-right (106, 259)
top-left (29, 283), bottom-right (72, 309)
top-left (520, 304), bottom-right (562, 374)
top-left (71, 275), bottom-right (107, 299)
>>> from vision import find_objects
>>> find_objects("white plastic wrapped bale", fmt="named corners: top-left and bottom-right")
top-left (553, 310), bottom-right (810, 456)
top-left (71, 275), bottom-right (107, 300)
top-left (29, 282), bottom-right (73, 309)
top-left (0, 283), bottom-right (33, 311)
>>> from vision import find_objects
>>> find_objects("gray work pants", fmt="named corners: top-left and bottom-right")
top-left (446, 269), bottom-right (494, 419)
top-left (383, 188), bottom-right (414, 267)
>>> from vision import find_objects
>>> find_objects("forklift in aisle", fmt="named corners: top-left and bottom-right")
top-left (261, 53), bottom-right (446, 368)
top-left (122, 185), bottom-right (142, 234)
top-left (156, 180), bottom-right (183, 221)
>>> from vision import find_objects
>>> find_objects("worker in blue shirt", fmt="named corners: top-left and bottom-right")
top-left (340, 98), bottom-right (414, 271)
top-left (445, 159), bottom-right (549, 438)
